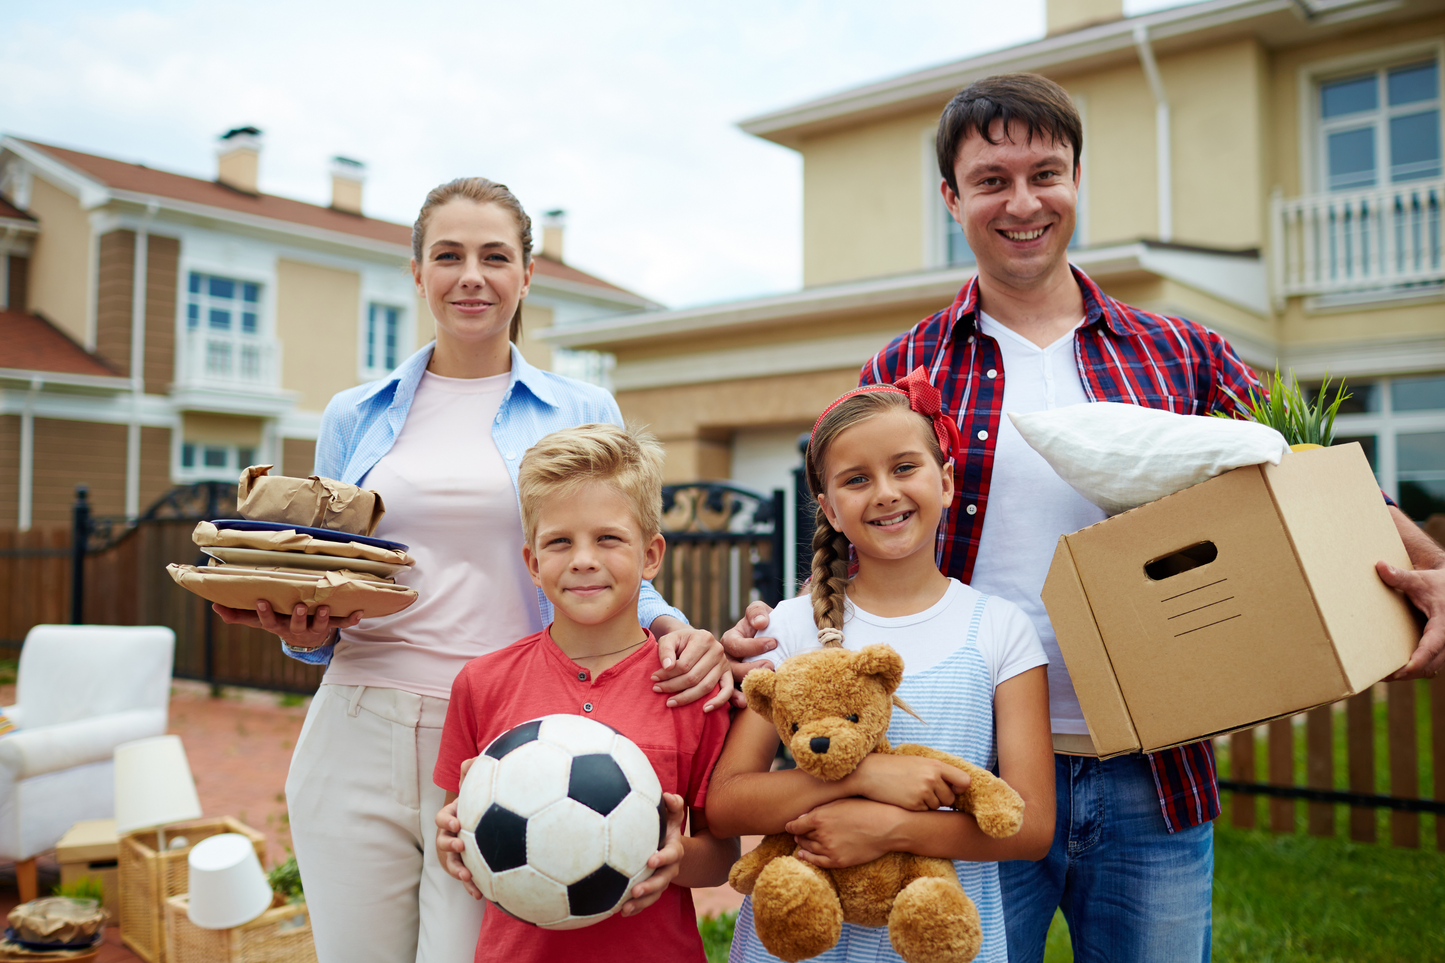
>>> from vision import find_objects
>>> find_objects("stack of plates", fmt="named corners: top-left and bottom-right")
top-left (167, 520), bottom-right (419, 619)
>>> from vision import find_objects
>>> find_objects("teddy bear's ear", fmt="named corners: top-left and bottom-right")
top-left (853, 645), bottom-right (905, 694)
top-left (742, 668), bottom-right (777, 723)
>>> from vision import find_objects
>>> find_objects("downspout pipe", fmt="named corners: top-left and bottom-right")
top-left (1134, 24), bottom-right (1173, 243)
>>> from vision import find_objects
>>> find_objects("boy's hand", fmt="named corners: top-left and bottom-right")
top-left (651, 617), bottom-right (733, 712)
top-left (435, 759), bottom-right (482, 900)
top-left (619, 792), bottom-right (685, 917)
top-left (843, 753), bottom-right (972, 811)
top-left (788, 798), bottom-right (900, 869)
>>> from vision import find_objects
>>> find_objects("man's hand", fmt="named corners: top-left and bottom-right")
top-left (435, 759), bottom-right (482, 900)
top-left (787, 798), bottom-right (901, 869)
top-left (721, 601), bottom-right (778, 707)
top-left (213, 600), bottom-right (359, 650)
top-left (652, 617), bottom-right (732, 712)
top-left (841, 752), bottom-right (972, 811)
top-left (620, 793), bottom-right (686, 917)
top-left (1381, 507), bottom-right (1445, 680)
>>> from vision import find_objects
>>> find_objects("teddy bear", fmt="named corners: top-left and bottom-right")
top-left (728, 643), bottom-right (1026, 963)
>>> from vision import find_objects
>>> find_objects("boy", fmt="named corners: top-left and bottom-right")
top-left (433, 423), bottom-right (737, 963)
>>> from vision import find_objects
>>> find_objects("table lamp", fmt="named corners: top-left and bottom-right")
top-left (114, 735), bottom-right (202, 850)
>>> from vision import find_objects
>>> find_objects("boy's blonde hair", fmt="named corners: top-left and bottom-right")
top-left (518, 423), bottom-right (666, 544)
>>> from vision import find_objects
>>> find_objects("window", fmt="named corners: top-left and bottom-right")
top-left (1322, 372), bottom-right (1445, 520)
top-left (365, 303), bottom-right (401, 374)
top-left (186, 271), bottom-right (265, 382)
top-left (179, 442), bottom-right (257, 481)
top-left (1319, 59), bottom-right (1441, 191)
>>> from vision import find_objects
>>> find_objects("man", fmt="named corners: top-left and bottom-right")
top-left (723, 73), bottom-right (1445, 962)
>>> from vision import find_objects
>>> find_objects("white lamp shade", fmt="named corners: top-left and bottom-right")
top-left (114, 735), bottom-right (203, 835)
top-left (186, 833), bottom-right (273, 930)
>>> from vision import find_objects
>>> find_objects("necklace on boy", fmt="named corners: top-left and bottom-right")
top-left (573, 638), bottom-right (646, 661)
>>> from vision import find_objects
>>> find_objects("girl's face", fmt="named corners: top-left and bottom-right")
top-left (411, 198), bottom-right (533, 349)
top-left (817, 408), bottom-right (954, 565)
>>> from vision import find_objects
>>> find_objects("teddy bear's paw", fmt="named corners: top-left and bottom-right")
top-left (972, 799), bottom-right (1025, 839)
top-left (753, 857), bottom-right (843, 962)
top-left (887, 877), bottom-right (982, 963)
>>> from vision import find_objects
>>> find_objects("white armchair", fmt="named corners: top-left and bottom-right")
top-left (0, 625), bottom-right (174, 901)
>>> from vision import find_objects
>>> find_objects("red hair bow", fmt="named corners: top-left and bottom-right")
top-left (810, 367), bottom-right (961, 462)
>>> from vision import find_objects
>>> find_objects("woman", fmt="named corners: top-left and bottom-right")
top-left (215, 178), bottom-right (729, 963)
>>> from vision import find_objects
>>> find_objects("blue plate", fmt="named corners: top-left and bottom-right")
top-left (5, 927), bottom-right (103, 951)
top-left (212, 519), bottom-right (409, 552)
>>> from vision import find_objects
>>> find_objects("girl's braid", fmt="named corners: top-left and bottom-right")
top-left (809, 504), bottom-right (850, 648)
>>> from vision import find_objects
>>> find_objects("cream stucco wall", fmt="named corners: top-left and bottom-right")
top-left (182, 412), bottom-right (264, 446)
top-left (25, 176), bottom-right (94, 347)
top-left (516, 303), bottom-right (555, 371)
top-left (276, 258), bottom-right (362, 412)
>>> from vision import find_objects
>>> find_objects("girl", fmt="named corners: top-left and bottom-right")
top-left (214, 178), bottom-right (728, 963)
top-left (706, 370), bottom-right (1055, 963)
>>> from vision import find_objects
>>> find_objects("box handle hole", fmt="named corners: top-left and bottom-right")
top-left (1144, 541), bottom-right (1218, 581)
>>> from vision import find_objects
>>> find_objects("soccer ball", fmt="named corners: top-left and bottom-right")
top-left (456, 714), bottom-right (665, 929)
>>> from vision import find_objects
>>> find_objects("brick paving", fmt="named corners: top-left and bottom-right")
top-left (0, 680), bottom-right (750, 961)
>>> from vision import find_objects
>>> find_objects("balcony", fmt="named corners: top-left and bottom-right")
top-left (171, 329), bottom-right (294, 417)
top-left (1271, 179), bottom-right (1443, 305)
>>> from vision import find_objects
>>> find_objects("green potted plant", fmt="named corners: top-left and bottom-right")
top-left (1223, 367), bottom-right (1351, 451)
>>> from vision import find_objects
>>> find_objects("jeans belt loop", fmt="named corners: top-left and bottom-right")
top-left (347, 684), bottom-right (367, 718)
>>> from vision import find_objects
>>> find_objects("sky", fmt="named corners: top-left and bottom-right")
top-left (0, 0), bottom-right (1189, 309)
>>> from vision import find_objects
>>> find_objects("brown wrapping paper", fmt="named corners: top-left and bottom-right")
top-left (192, 521), bottom-right (412, 565)
top-left (167, 563), bottom-right (418, 618)
top-left (237, 465), bottom-right (386, 536)
top-left (7, 898), bottom-right (105, 944)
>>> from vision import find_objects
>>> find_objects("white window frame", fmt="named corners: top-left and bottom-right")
top-left (172, 439), bottom-right (261, 483)
top-left (357, 270), bottom-right (415, 382)
top-left (360, 301), bottom-right (405, 379)
top-left (1297, 39), bottom-right (1445, 195)
top-left (1329, 373), bottom-right (1445, 512)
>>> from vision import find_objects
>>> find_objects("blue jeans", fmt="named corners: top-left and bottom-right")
top-left (997, 753), bottom-right (1213, 963)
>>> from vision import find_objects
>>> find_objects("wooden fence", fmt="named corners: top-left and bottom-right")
top-left (0, 526), bottom-right (72, 649)
top-left (1219, 677), bottom-right (1445, 851)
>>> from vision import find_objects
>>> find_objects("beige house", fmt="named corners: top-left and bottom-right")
top-left (0, 129), bottom-right (655, 527)
top-left (541, 0), bottom-right (1445, 581)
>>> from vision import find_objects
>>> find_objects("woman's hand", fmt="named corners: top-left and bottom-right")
top-left (619, 793), bottom-right (686, 916)
top-left (841, 752), bottom-right (972, 811)
top-left (787, 798), bottom-right (902, 869)
top-left (435, 759), bottom-right (482, 900)
top-left (721, 601), bottom-right (778, 705)
top-left (651, 617), bottom-right (733, 712)
top-left (213, 600), bottom-right (360, 649)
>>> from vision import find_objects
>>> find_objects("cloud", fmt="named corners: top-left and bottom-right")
top-left (0, 0), bottom-right (1046, 307)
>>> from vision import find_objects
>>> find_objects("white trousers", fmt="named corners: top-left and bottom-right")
top-left (286, 684), bottom-right (485, 963)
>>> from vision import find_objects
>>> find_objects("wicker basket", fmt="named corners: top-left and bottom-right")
top-left (119, 818), bottom-right (266, 963)
top-left (164, 896), bottom-right (316, 963)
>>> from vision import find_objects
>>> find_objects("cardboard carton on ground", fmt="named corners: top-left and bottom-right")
top-left (1041, 443), bottom-right (1418, 759)
top-left (57, 817), bottom-right (119, 919)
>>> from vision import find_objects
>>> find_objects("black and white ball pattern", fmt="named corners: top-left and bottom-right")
top-left (457, 714), bottom-right (666, 929)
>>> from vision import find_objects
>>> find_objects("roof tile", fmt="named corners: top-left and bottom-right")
top-left (0, 309), bottom-right (123, 379)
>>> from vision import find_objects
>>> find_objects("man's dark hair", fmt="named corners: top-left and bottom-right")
top-left (936, 73), bottom-right (1083, 194)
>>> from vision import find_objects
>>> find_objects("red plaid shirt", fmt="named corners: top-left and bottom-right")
top-left (861, 266), bottom-right (1260, 832)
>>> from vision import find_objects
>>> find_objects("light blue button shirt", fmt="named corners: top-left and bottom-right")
top-left (282, 341), bottom-right (686, 665)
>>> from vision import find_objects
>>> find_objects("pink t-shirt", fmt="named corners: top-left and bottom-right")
top-left (323, 370), bottom-right (543, 698)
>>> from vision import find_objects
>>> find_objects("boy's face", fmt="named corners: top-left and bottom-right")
top-left (523, 483), bottom-right (665, 630)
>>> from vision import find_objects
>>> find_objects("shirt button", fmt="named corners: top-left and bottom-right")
top-left (583, 702), bottom-right (594, 713)
top-left (986, 369), bottom-right (997, 379)
top-left (505, 452), bottom-right (515, 460)
top-left (578, 671), bottom-right (587, 681)
top-left (977, 430), bottom-right (988, 440)
top-left (966, 504), bottom-right (978, 515)
top-left (967, 335), bottom-right (976, 344)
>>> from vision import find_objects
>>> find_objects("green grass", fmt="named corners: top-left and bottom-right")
top-left (0, 659), bottom-right (17, 687)
top-left (699, 910), bottom-right (736, 963)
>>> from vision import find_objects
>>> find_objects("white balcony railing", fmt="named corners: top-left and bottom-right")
top-left (176, 329), bottom-right (280, 391)
top-left (1271, 179), bottom-right (1443, 301)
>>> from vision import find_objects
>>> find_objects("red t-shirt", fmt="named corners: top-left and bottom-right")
top-left (434, 627), bottom-right (730, 963)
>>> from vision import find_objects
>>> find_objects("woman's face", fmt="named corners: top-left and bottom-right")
top-left (411, 198), bottom-right (533, 349)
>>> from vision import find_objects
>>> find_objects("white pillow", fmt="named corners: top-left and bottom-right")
top-left (1009, 403), bottom-right (1289, 515)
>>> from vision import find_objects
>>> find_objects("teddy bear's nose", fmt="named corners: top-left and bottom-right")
top-left (810, 736), bottom-right (830, 754)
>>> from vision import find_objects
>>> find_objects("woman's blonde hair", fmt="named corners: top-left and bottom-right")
top-left (411, 177), bottom-right (533, 342)
top-left (517, 423), bottom-right (665, 545)
top-left (804, 391), bottom-right (946, 645)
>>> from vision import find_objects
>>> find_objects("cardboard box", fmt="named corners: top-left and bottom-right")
top-left (57, 817), bottom-right (119, 920)
top-left (1042, 443), bottom-right (1418, 758)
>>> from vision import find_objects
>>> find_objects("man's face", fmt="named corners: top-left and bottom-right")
top-left (942, 119), bottom-right (1079, 290)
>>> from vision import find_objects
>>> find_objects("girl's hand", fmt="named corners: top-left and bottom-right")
top-left (652, 619), bottom-right (734, 712)
top-left (435, 760), bottom-right (482, 900)
top-left (620, 793), bottom-right (686, 917)
top-left (787, 798), bottom-right (901, 869)
top-left (843, 753), bottom-right (972, 811)
top-left (213, 600), bottom-right (360, 649)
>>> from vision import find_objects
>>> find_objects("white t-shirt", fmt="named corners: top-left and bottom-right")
top-left (969, 311), bottom-right (1107, 735)
top-left (325, 370), bottom-right (544, 699)
top-left (749, 579), bottom-right (1046, 693)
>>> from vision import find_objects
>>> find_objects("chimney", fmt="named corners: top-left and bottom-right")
top-left (1046, 0), bottom-right (1123, 36)
top-left (541, 209), bottom-right (566, 263)
top-left (216, 126), bottom-right (262, 194)
top-left (330, 156), bottom-right (366, 215)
